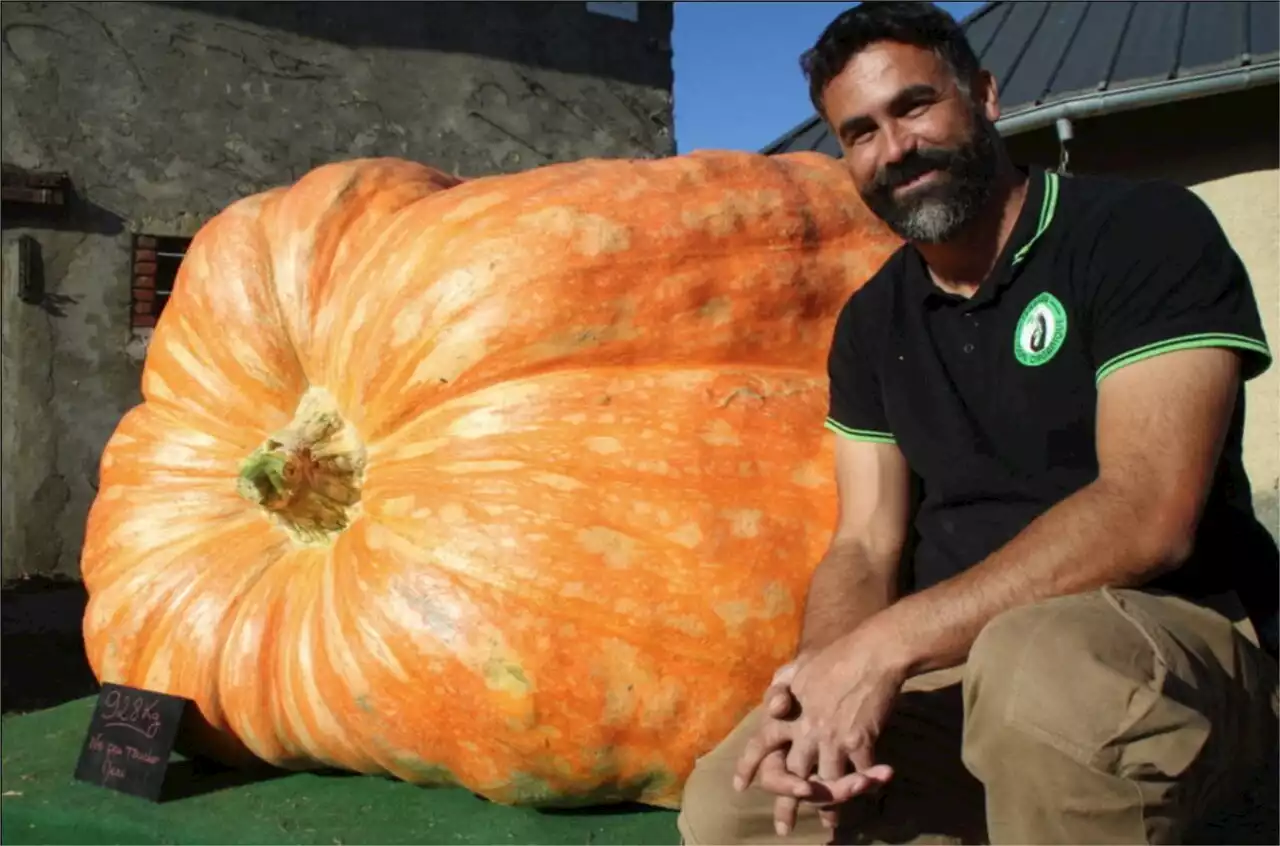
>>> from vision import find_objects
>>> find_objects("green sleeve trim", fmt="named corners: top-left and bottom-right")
top-left (1096, 332), bottom-right (1273, 384)
top-left (824, 417), bottom-right (896, 444)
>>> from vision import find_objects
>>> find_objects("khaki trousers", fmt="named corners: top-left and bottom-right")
top-left (677, 588), bottom-right (1279, 845)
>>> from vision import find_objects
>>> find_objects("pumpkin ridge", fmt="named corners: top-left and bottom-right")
top-left (343, 247), bottom-right (845, 429)
top-left (317, 151), bottom-right (895, 440)
top-left (135, 191), bottom-right (309, 444)
top-left (311, 186), bottom-right (474, 395)
top-left (362, 362), bottom-right (828, 450)
top-left (358, 516), bottom-right (729, 667)
top-left (261, 158), bottom-right (462, 383)
top-left (360, 467), bottom-right (813, 679)
top-left (84, 512), bottom-right (290, 747)
top-left (211, 189), bottom-right (310, 395)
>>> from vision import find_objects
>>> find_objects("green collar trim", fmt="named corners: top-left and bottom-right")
top-left (1012, 170), bottom-right (1059, 267)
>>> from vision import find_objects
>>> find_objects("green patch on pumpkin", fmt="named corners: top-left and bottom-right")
top-left (500, 767), bottom-right (676, 809)
top-left (482, 658), bottom-right (533, 695)
top-left (392, 756), bottom-right (459, 788)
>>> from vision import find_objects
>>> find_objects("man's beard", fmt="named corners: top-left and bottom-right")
top-left (859, 116), bottom-right (1001, 244)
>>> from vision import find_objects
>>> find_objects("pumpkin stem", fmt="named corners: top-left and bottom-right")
top-left (235, 387), bottom-right (367, 546)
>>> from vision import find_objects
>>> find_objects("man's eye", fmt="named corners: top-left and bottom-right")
top-left (905, 102), bottom-right (931, 118)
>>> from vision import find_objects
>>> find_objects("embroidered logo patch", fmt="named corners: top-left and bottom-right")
top-left (1014, 292), bottom-right (1068, 367)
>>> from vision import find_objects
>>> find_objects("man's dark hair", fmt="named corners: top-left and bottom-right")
top-left (800, 1), bottom-right (982, 116)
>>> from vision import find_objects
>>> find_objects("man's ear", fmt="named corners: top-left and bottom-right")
top-left (972, 69), bottom-right (1001, 123)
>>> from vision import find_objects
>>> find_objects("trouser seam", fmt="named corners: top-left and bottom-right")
top-left (1132, 770), bottom-right (1154, 846)
top-left (1096, 588), bottom-right (1172, 774)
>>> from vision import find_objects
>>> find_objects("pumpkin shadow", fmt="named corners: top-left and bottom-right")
top-left (159, 756), bottom-right (292, 803)
top-left (536, 802), bottom-right (666, 817)
top-left (466, 792), bottom-right (666, 817)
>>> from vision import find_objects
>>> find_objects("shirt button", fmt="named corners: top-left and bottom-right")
top-left (963, 343), bottom-right (975, 353)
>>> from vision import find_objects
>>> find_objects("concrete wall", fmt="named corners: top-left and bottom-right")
top-left (0, 0), bottom-right (674, 581)
top-left (1006, 85), bottom-right (1280, 541)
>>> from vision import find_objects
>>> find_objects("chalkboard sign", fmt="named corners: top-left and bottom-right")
top-left (73, 682), bottom-right (190, 801)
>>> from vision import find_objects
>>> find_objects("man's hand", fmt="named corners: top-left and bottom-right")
top-left (786, 636), bottom-right (901, 802)
top-left (732, 656), bottom-right (828, 838)
top-left (744, 658), bottom-right (815, 807)
top-left (730, 418), bottom-right (911, 835)
top-left (733, 633), bottom-right (903, 833)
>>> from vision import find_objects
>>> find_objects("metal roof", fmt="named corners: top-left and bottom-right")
top-left (762, 0), bottom-right (1280, 155)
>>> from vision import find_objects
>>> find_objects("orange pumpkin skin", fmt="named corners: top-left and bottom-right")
top-left (80, 151), bottom-right (902, 807)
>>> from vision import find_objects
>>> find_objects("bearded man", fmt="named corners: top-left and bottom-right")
top-left (677, 2), bottom-right (1279, 844)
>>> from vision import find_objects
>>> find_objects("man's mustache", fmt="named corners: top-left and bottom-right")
top-left (870, 147), bottom-right (964, 193)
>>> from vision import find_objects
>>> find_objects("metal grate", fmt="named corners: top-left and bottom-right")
top-left (130, 234), bottom-right (192, 329)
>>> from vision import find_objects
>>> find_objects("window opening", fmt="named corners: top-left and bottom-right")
top-left (131, 234), bottom-right (192, 328)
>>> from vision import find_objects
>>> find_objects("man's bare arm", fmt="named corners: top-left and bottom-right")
top-left (797, 435), bottom-right (914, 659)
top-left (868, 346), bottom-right (1242, 676)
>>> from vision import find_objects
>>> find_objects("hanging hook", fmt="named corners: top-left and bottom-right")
top-left (1054, 118), bottom-right (1074, 176)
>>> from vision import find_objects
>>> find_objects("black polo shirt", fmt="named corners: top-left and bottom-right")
top-left (825, 166), bottom-right (1276, 612)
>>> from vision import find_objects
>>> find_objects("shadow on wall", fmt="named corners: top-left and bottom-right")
top-left (0, 576), bottom-right (98, 714)
top-left (1, 180), bottom-right (126, 238)
top-left (1000, 86), bottom-right (1280, 188)
top-left (146, 0), bottom-right (674, 91)
top-left (1, 177), bottom-right (126, 316)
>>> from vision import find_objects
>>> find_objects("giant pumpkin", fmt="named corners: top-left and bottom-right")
top-left (80, 150), bottom-right (901, 808)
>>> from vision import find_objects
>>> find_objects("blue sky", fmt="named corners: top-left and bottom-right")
top-left (671, 1), bottom-right (984, 154)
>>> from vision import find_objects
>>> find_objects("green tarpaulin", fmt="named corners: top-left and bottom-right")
top-left (1, 698), bottom-right (681, 845)
top-left (4, 696), bottom-right (1274, 844)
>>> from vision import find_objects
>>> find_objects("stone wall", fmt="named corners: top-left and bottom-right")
top-left (0, 0), bottom-right (674, 580)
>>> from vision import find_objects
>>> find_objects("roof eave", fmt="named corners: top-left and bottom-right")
top-left (759, 114), bottom-right (825, 156)
top-left (996, 60), bottom-right (1280, 137)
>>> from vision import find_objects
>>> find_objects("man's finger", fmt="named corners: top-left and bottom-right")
top-left (732, 721), bottom-right (790, 792)
top-left (783, 730), bottom-right (818, 784)
top-left (847, 739), bottom-right (879, 775)
top-left (757, 750), bottom-right (813, 799)
top-left (824, 763), bottom-right (895, 803)
top-left (773, 794), bottom-right (800, 837)
top-left (763, 683), bottom-right (795, 719)
top-left (815, 741), bottom-right (847, 830)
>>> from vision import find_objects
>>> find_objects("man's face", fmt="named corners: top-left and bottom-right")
top-left (821, 40), bottom-right (1003, 243)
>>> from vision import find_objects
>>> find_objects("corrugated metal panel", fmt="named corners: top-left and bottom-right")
top-left (962, 2), bottom-right (1013, 62)
top-left (1049, 2), bottom-right (1134, 96)
top-left (1249, 0), bottom-right (1279, 59)
top-left (1108, 1), bottom-right (1185, 86)
top-left (762, 0), bottom-right (1279, 155)
top-left (786, 119), bottom-right (833, 153)
top-left (976, 1), bottom-right (1050, 91)
top-left (1180, 1), bottom-right (1249, 74)
top-left (994, 1), bottom-right (1088, 107)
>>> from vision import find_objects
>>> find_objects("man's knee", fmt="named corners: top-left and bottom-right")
top-left (961, 590), bottom-right (1201, 775)
top-left (678, 707), bottom-right (760, 845)
top-left (678, 752), bottom-right (746, 845)
top-left (678, 706), bottom-right (829, 846)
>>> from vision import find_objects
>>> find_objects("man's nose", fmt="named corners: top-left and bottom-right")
top-left (878, 124), bottom-right (918, 167)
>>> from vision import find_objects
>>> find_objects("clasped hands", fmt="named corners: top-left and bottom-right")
top-left (731, 631), bottom-right (907, 835)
